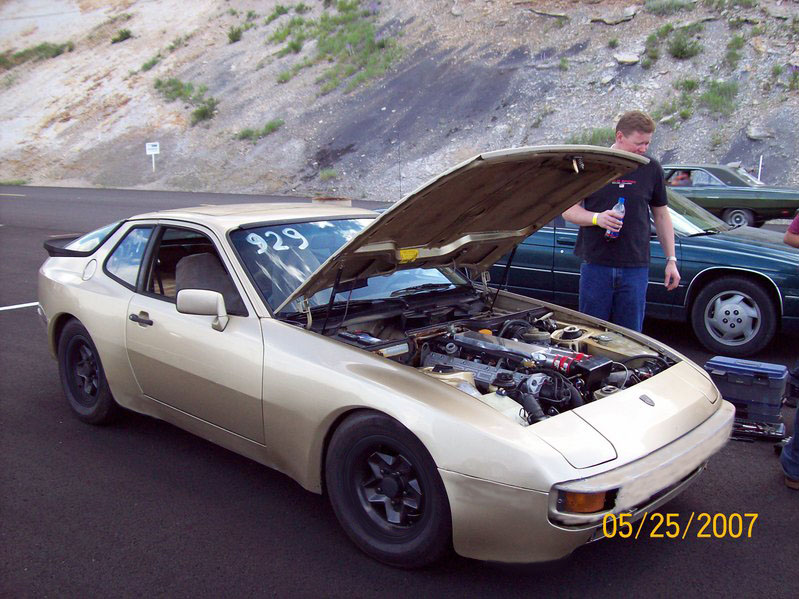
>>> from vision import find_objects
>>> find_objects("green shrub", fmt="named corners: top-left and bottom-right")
top-left (790, 71), bottom-right (799, 91)
top-left (191, 97), bottom-right (219, 125)
top-left (236, 118), bottom-right (286, 141)
top-left (228, 26), bottom-right (243, 43)
top-left (141, 54), bottom-right (161, 71)
top-left (320, 168), bottom-right (338, 181)
top-left (269, 1), bottom-right (402, 95)
top-left (294, 2), bottom-right (311, 13)
top-left (2, 40), bottom-right (75, 72)
top-left (246, 10), bottom-right (258, 21)
top-left (266, 5), bottom-right (290, 24)
top-left (558, 57), bottom-right (569, 71)
top-left (703, 0), bottom-right (757, 9)
top-left (728, 34), bottom-right (745, 50)
top-left (277, 70), bottom-right (293, 83)
top-left (641, 56), bottom-right (653, 69)
top-left (657, 24), bottom-right (674, 39)
top-left (645, 0), bottom-right (694, 15)
top-left (0, 179), bottom-right (27, 185)
top-left (155, 78), bottom-right (199, 102)
top-left (645, 33), bottom-right (660, 61)
top-left (699, 80), bottom-right (738, 115)
top-left (167, 35), bottom-right (189, 52)
top-left (111, 29), bottom-right (132, 44)
top-left (566, 127), bottom-right (616, 146)
top-left (772, 64), bottom-right (784, 78)
top-left (608, 38), bottom-right (619, 49)
top-left (668, 31), bottom-right (702, 59)
top-left (725, 48), bottom-right (741, 68)
top-left (155, 77), bottom-right (217, 125)
top-left (675, 78), bottom-right (699, 92)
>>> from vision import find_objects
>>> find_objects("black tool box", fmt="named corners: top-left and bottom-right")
top-left (704, 356), bottom-right (788, 440)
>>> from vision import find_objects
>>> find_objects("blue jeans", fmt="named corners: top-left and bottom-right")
top-left (579, 263), bottom-right (649, 332)
top-left (781, 406), bottom-right (799, 481)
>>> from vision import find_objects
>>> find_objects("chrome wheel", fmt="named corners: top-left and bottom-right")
top-left (702, 290), bottom-right (761, 346)
top-left (723, 208), bottom-right (754, 227)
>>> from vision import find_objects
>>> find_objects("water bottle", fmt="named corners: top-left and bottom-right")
top-left (605, 197), bottom-right (625, 240)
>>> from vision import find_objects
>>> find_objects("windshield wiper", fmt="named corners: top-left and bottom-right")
top-left (688, 228), bottom-right (723, 237)
top-left (389, 283), bottom-right (459, 297)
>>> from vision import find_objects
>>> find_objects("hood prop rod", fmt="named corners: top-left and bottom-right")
top-left (320, 267), bottom-right (344, 336)
top-left (490, 245), bottom-right (518, 312)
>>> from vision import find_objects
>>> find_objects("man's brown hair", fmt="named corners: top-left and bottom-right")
top-left (615, 111), bottom-right (656, 136)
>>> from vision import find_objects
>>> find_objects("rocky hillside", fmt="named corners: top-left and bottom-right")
top-left (1, 0), bottom-right (798, 201)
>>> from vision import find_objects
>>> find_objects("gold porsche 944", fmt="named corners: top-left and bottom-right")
top-left (38, 146), bottom-right (734, 567)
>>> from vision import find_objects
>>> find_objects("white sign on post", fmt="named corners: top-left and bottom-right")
top-left (145, 142), bottom-right (160, 172)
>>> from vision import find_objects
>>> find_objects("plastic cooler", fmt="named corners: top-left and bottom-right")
top-left (703, 356), bottom-right (787, 425)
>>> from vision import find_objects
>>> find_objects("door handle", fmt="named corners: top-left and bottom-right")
top-left (129, 313), bottom-right (154, 326)
top-left (556, 238), bottom-right (576, 247)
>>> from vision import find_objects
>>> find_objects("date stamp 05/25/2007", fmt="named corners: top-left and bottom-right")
top-left (601, 512), bottom-right (759, 540)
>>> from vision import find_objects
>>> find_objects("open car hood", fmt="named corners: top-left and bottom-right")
top-left (277, 145), bottom-right (647, 312)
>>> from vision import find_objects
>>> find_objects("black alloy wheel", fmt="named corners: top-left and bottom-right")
top-left (57, 320), bottom-right (119, 424)
top-left (326, 411), bottom-right (451, 568)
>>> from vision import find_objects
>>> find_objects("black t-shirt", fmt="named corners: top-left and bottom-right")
top-left (574, 155), bottom-right (667, 267)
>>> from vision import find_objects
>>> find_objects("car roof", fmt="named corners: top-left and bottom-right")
top-left (128, 202), bottom-right (378, 235)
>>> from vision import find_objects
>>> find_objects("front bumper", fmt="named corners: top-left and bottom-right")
top-left (439, 400), bottom-right (734, 563)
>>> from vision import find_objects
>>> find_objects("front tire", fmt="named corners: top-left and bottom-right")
top-left (690, 276), bottom-right (777, 357)
top-left (57, 319), bottom-right (119, 424)
top-left (325, 411), bottom-right (452, 568)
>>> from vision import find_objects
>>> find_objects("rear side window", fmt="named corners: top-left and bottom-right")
top-left (105, 226), bottom-right (154, 288)
top-left (66, 221), bottom-right (121, 252)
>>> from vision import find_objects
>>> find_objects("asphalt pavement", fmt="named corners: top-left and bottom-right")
top-left (1, 186), bottom-right (796, 598)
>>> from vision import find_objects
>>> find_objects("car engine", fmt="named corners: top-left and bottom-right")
top-left (330, 304), bottom-right (673, 426)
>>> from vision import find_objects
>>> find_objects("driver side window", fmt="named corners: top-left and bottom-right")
top-left (144, 227), bottom-right (248, 316)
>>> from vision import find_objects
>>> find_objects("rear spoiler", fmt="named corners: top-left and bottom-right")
top-left (43, 235), bottom-right (85, 257)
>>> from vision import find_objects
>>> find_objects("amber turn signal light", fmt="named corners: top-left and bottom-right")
top-left (561, 491), bottom-right (607, 513)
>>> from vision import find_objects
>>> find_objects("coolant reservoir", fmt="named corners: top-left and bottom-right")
top-left (582, 331), bottom-right (657, 362)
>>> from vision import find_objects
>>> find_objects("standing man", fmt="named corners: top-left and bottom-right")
top-left (781, 211), bottom-right (799, 490)
top-left (562, 110), bottom-right (680, 331)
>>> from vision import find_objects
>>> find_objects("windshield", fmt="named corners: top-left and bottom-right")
top-left (667, 190), bottom-right (730, 235)
top-left (230, 218), bottom-right (469, 312)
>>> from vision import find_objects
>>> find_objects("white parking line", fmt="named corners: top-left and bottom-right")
top-left (0, 302), bottom-right (39, 312)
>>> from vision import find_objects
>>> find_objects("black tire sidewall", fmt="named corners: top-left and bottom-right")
top-left (57, 320), bottom-right (117, 424)
top-left (690, 276), bottom-right (777, 356)
top-left (326, 411), bottom-right (452, 568)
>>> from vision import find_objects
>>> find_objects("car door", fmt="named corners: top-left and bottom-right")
top-left (551, 216), bottom-right (581, 308)
top-left (489, 220), bottom-right (555, 301)
top-left (124, 224), bottom-right (265, 443)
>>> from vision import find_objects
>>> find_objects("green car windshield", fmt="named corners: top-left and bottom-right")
top-left (667, 190), bottom-right (731, 235)
top-left (230, 218), bottom-right (469, 312)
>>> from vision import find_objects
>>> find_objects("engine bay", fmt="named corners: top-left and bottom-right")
top-left (318, 294), bottom-right (675, 426)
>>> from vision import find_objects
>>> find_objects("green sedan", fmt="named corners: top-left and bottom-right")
top-left (491, 190), bottom-right (799, 357)
top-left (663, 163), bottom-right (799, 227)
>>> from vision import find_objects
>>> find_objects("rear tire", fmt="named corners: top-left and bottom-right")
top-left (325, 411), bottom-right (452, 568)
top-left (57, 320), bottom-right (119, 424)
top-left (690, 276), bottom-right (777, 357)
top-left (722, 208), bottom-right (754, 227)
